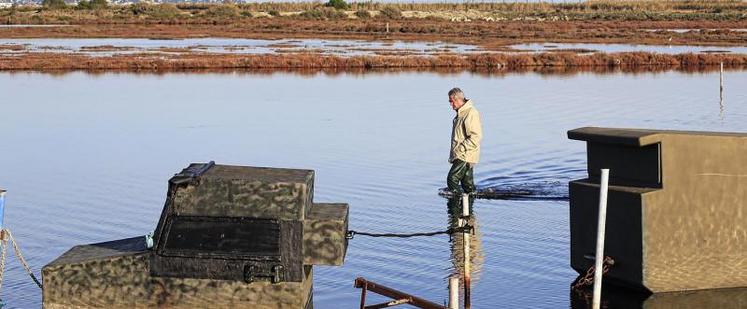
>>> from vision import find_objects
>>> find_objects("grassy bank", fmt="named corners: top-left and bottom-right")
top-left (2, 0), bottom-right (747, 24)
top-left (2, 19), bottom-right (747, 49)
top-left (2, 1), bottom-right (747, 48)
top-left (2, 0), bottom-right (747, 73)
top-left (3, 51), bottom-right (746, 71)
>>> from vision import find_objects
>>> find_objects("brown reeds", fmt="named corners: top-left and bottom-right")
top-left (2, 51), bottom-right (746, 72)
top-left (3, 0), bottom-right (747, 26)
top-left (0, 44), bottom-right (25, 51)
top-left (2, 19), bottom-right (747, 50)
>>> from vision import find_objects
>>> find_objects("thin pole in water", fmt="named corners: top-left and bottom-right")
top-left (449, 276), bottom-right (459, 309)
top-left (720, 62), bottom-right (724, 92)
top-left (592, 169), bottom-right (610, 309)
top-left (0, 188), bottom-right (5, 240)
top-left (0, 189), bottom-right (5, 226)
top-left (720, 62), bottom-right (725, 107)
top-left (461, 193), bottom-right (471, 309)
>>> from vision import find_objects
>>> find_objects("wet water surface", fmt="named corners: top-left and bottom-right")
top-left (0, 38), bottom-right (479, 56)
top-left (0, 69), bottom-right (746, 308)
top-left (5, 38), bottom-right (747, 57)
top-left (511, 42), bottom-right (747, 54)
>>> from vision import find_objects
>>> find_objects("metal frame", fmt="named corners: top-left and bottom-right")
top-left (354, 277), bottom-right (448, 309)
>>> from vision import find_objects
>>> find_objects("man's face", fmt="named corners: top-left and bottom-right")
top-left (449, 96), bottom-right (463, 111)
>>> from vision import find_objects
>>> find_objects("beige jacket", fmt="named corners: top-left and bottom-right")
top-left (449, 100), bottom-right (482, 164)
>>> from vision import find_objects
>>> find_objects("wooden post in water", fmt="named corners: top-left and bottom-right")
top-left (449, 276), bottom-right (459, 309)
top-left (386, 22), bottom-right (389, 34)
top-left (592, 169), bottom-right (610, 309)
top-left (461, 193), bottom-right (471, 309)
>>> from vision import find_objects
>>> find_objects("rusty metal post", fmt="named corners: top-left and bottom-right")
top-left (461, 193), bottom-right (471, 309)
top-left (359, 278), bottom-right (368, 309)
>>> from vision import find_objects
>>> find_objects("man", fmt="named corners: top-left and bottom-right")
top-left (447, 87), bottom-right (482, 195)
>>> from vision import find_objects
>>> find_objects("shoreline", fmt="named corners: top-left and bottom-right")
top-left (2, 51), bottom-right (747, 72)
top-left (2, 1), bottom-right (747, 72)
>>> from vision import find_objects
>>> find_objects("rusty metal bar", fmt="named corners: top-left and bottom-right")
top-left (365, 298), bottom-right (412, 308)
top-left (354, 277), bottom-right (448, 309)
top-left (359, 278), bottom-right (368, 309)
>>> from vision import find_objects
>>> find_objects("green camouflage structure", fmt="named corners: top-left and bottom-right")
top-left (569, 128), bottom-right (747, 293)
top-left (43, 163), bottom-right (348, 308)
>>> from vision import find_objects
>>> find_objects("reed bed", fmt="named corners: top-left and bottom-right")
top-left (236, 0), bottom-right (747, 15)
top-left (2, 51), bottom-right (746, 71)
top-left (3, 0), bottom-right (747, 25)
top-left (2, 19), bottom-right (747, 48)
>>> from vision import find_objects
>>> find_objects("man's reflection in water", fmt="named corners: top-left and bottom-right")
top-left (447, 196), bottom-right (484, 282)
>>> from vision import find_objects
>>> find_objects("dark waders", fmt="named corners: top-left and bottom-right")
top-left (447, 159), bottom-right (475, 194)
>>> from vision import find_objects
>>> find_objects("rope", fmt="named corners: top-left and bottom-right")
top-left (4, 229), bottom-right (43, 290)
top-left (347, 225), bottom-right (472, 239)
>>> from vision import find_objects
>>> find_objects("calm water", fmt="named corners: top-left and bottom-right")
top-left (0, 69), bottom-right (746, 308)
top-left (7, 38), bottom-right (747, 57)
top-left (511, 42), bottom-right (747, 54)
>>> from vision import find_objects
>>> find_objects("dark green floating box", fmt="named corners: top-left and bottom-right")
top-left (170, 164), bottom-right (315, 220)
top-left (304, 203), bottom-right (349, 266)
top-left (43, 162), bottom-right (347, 308)
top-left (568, 127), bottom-right (747, 293)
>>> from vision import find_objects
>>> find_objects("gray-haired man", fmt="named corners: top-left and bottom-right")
top-left (447, 87), bottom-right (483, 194)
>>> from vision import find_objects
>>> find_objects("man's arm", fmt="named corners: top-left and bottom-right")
top-left (460, 110), bottom-right (482, 153)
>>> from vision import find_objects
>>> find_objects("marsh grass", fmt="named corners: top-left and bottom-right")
top-left (3, 0), bottom-right (746, 24)
top-left (4, 51), bottom-right (747, 72)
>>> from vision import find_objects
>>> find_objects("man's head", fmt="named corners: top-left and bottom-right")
top-left (448, 87), bottom-right (466, 111)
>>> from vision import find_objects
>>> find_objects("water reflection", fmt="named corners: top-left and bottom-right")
top-left (446, 196), bottom-right (484, 287)
top-left (511, 42), bottom-right (747, 54)
top-left (570, 285), bottom-right (747, 309)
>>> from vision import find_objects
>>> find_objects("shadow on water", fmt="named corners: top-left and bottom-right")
top-left (570, 284), bottom-right (747, 309)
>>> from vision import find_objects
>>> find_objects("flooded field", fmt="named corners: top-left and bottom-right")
top-left (643, 28), bottom-right (747, 33)
top-left (510, 42), bottom-right (747, 54)
top-left (4, 38), bottom-right (747, 58)
top-left (0, 38), bottom-right (479, 57)
top-left (0, 69), bottom-right (746, 308)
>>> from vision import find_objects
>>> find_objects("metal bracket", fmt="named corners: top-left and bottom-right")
top-left (244, 264), bottom-right (284, 284)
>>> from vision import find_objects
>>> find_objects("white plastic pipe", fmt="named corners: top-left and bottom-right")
top-left (592, 169), bottom-right (610, 309)
top-left (461, 193), bottom-right (470, 218)
top-left (449, 276), bottom-right (459, 309)
top-left (721, 62), bottom-right (724, 91)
